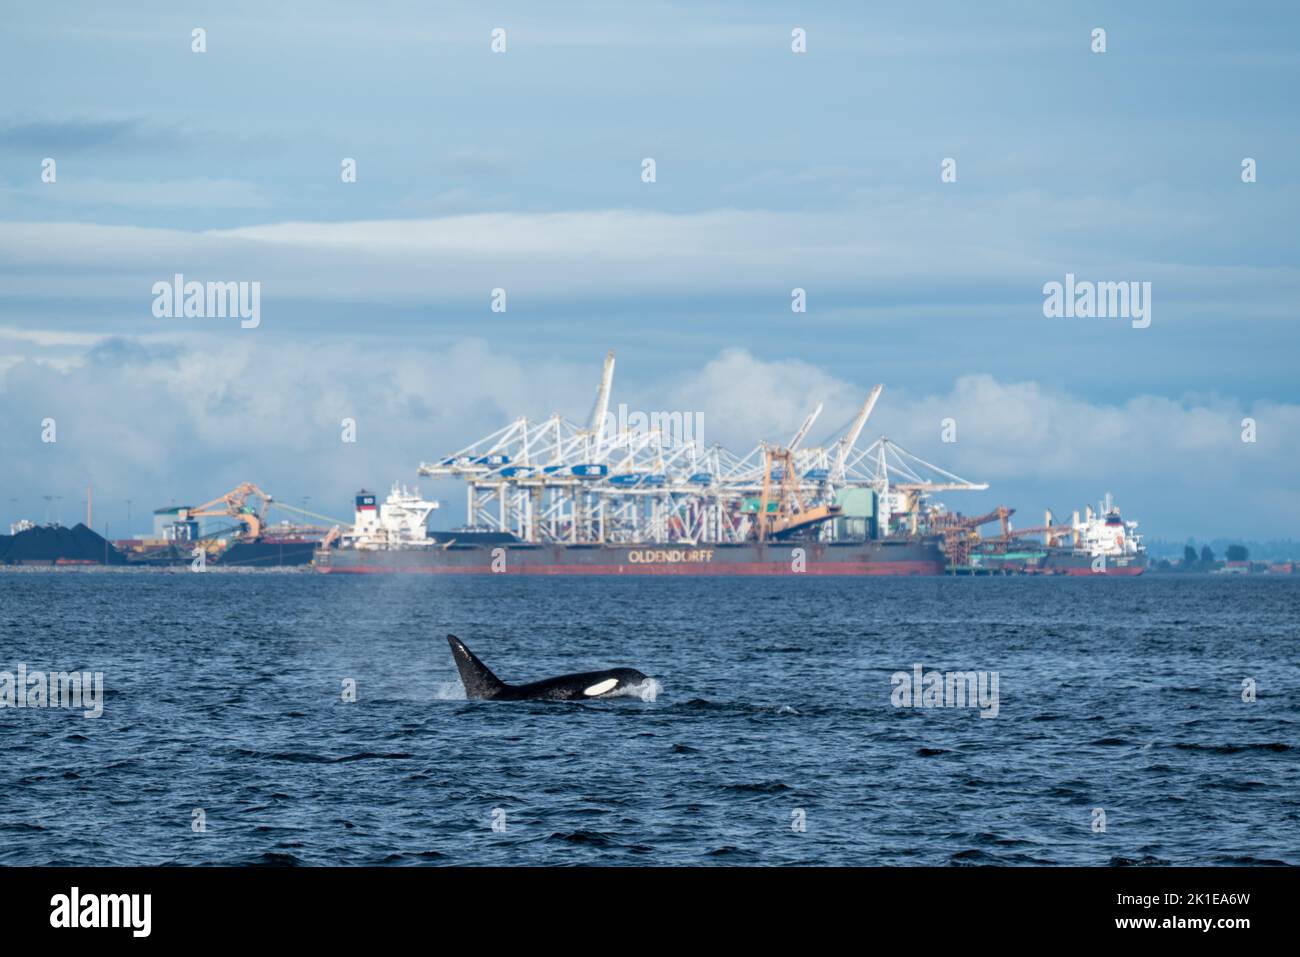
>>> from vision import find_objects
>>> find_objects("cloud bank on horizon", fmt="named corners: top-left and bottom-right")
top-left (0, 1), bottom-right (1296, 540)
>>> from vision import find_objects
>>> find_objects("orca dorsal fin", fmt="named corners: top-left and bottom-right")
top-left (446, 635), bottom-right (509, 699)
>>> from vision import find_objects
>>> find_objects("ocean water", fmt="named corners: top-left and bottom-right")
top-left (0, 572), bottom-right (1296, 866)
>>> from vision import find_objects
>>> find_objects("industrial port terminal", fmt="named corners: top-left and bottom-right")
top-left (3, 351), bottom-right (1157, 575)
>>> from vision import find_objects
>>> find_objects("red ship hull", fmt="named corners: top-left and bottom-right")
top-left (315, 540), bottom-right (945, 576)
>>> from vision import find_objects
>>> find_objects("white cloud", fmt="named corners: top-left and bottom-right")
top-left (0, 325), bottom-right (112, 347)
top-left (2, 203), bottom-right (1295, 313)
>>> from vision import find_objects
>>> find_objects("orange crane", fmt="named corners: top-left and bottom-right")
top-left (980, 511), bottom-right (1076, 551)
top-left (936, 506), bottom-right (1015, 566)
top-left (755, 446), bottom-right (841, 540)
top-left (180, 482), bottom-right (274, 542)
top-left (893, 482), bottom-right (996, 536)
top-left (931, 505), bottom-right (1014, 536)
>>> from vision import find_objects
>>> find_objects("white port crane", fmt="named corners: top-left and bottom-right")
top-left (417, 351), bottom-right (985, 545)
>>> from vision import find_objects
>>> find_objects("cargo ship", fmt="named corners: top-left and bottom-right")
top-left (1039, 494), bottom-right (1147, 575)
top-left (313, 353), bottom-right (976, 578)
top-left (977, 494), bottom-right (1147, 576)
top-left (314, 487), bottom-right (945, 575)
top-left (218, 534), bottom-right (320, 568)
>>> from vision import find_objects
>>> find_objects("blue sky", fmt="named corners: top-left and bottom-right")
top-left (1, 1), bottom-right (1297, 539)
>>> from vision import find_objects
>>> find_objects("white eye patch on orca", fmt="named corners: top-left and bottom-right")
top-left (583, 678), bottom-right (619, 697)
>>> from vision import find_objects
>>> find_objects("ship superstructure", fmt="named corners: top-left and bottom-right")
top-left (968, 493), bottom-right (1148, 575)
top-left (1071, 492), bottom-right (1144, 561)
top-left (1040, 492), bottom-right (1147, 574)
top-left (340, 484), bottom-right (440, 550)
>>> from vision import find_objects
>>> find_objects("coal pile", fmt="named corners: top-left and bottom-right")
top-left (0, 523), bottom-right (126, 565)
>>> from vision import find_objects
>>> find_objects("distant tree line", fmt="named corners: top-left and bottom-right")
top-left (1146, 538), bottom-right (1295, 562)
top-left (1155, 544), bottom-right (1251, 572)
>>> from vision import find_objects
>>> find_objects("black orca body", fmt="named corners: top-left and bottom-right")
top-left (447, 635), bottom-right (650, 701)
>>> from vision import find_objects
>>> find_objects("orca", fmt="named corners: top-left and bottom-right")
top-left (446, 634), bottom-right (650, 701)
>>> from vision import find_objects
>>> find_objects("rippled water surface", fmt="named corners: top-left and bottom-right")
top-left (1, 572), bottom-right (1297, 865)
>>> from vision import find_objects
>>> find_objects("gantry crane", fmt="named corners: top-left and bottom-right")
top-left (419, 351), bottom-right (987, 547)
top-left (755, 446), bottom-right (842, 540)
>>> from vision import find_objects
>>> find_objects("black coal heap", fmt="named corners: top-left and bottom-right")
top-left (0, 523), bottom-right (126, 565)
